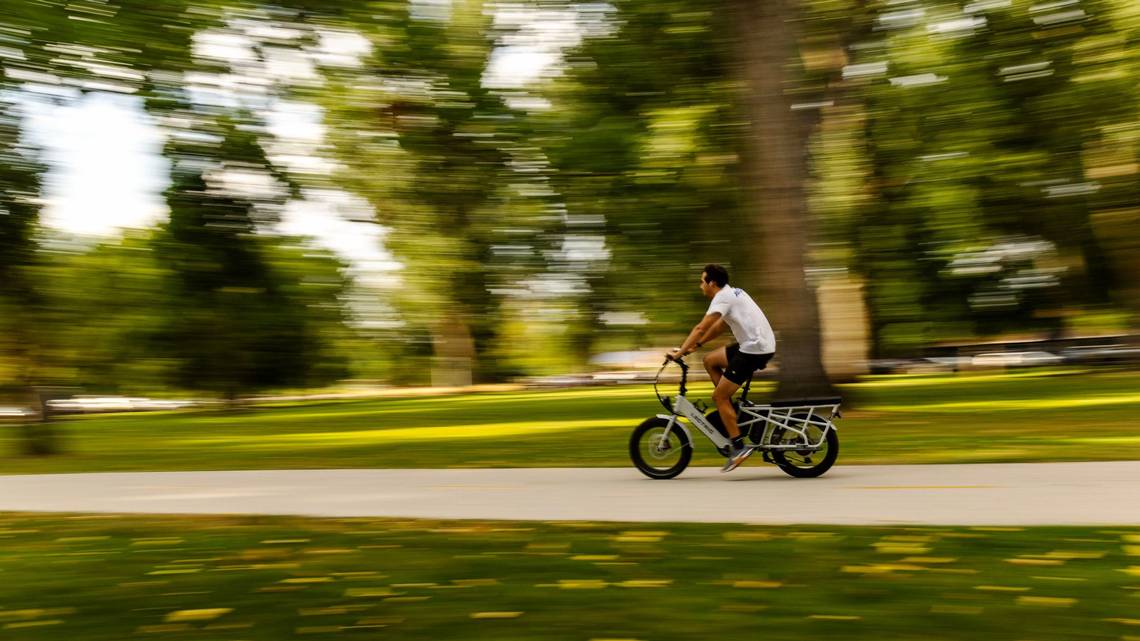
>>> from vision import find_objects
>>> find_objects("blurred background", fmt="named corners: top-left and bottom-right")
top-left (1, 0), bottom-right (1138, 415)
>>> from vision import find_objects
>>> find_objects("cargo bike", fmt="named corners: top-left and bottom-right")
top-left (630, 356), bottom-right (841, 479)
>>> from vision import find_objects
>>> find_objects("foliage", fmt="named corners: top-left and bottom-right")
top-left (0, 0), bottom-right (1138, 395)
top-left (838, 0), bottom-right (1140, 355)
top-left (0, 92), bottom-right (45, 386)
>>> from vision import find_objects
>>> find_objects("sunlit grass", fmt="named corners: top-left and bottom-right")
top-left (871, 392), bottom-right (1140, 412)
top-left (847, 368), bottom-right (1089, 388)
top-left (0, 512), bottom-right (1136, 640)
top-left (178, 419), bottom-right (627, 448)
top-left (3, 368), bottom-right (1140, 473)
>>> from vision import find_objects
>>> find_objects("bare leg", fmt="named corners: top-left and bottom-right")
top-left (703, 347), bottom-right (728, 387)
top-left (712, 376), bottom-right (743, 440)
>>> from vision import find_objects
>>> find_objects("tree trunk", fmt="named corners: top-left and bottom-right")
top-left (1091, 208), bottom-right (1140, 328)
top-left (430, 314), bottom-right (475, 388)
top-left (10, 311), bottom-right (62, 456)
top-left (21, 386), bottom-right (61, 456)
top-left (733, 0), bottom-right (836, 400)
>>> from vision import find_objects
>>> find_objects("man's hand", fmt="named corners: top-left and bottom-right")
top-left (665, 348), bottom-right (685, 362)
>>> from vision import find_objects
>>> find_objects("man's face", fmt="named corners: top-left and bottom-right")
top-left (699, 272), bottom-right (714, 298)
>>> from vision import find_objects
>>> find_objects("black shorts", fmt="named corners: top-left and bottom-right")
top-left (723, 343), bottom-right (774, 385)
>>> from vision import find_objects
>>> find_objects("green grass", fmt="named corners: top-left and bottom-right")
top-left (0, 512), bottom-right (1137, 640)
top-left (4, 368), bottom-right (1140, 473)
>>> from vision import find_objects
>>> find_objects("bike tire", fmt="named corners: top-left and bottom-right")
top-left (629, 416), bottom-right (693, 480)
top-left (772, 420), bottom-right (839, 478)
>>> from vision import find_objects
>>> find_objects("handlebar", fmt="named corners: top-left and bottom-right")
top-left (654, 357), bottom-right (689, 413)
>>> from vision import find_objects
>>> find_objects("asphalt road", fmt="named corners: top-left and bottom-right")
top-left (2, 461), bottom-right (1138, 525)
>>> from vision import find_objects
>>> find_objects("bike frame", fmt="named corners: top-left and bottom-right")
top-left (653, 359), bottom-right (839, 453)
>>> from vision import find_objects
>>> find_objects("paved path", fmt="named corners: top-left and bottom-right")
top-left (1, 462), bottom-right (1138, 525)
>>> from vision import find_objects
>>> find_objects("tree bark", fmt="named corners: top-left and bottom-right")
top-left (733, 0), bottom-right (836, 400)
top-left (21, 386), bottom-right (61, 456)
top-left (11, 305), bottom-right (62, 456)
top-left (430, 314), bottom-right (475, 388)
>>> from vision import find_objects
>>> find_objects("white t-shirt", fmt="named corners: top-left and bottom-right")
top-left (707, 286), bottom-right (776, 355)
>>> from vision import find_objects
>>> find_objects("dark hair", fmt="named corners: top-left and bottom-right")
top-left (702, 264), bottom-right (729, 288)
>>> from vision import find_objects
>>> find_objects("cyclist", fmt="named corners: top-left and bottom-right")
top-left (666, 264), bottom-right (775, 472)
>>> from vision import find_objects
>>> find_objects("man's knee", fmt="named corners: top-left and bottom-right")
top-left (703, 351), bottom-right (715, 366)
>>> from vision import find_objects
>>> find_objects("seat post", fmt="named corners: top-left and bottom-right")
top-left (739, 374), bottom-right (752, 404)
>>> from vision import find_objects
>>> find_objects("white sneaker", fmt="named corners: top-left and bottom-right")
top-left (721, 444), bottom-right (754, 473)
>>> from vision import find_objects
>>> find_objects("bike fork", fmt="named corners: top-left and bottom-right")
top-left (654, 413), bottom-right (688, 449)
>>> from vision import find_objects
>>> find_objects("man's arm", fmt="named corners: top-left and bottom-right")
top-left (667, 313), bottom-right (724, 360)
top-left (705, 317), bottom-right (729, 342)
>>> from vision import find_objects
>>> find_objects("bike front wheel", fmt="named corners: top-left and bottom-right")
top-left (629, 416), bottom-right (692, 480)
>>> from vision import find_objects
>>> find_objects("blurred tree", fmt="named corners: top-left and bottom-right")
top-left (526, 2), bottom-right (747, 364)
top-left (30, 232), bottom-right (173, 395)
top-left (0, 96), bottom-right (44, 380)
top-left (261, 238), bottom-right (355, 388)
top-left (844, 0), bottom-right (1140, 354)
top-left (730, 0), bottom-right (837, 398)
top-left (4, 0), bottom-right (1138, 400)
top-left (0, 92), bottom-right (53, 452)
top-left (0, 0), bottom-right (203, 449)
top-left (1077, 0), bottom-right (1140, 326)
top-left (153, 119), bottom-right (348, 402)
top-left (0, 0), bottom-right (54, 451)
top-left (315, 0), bottom-right (544, 385)
top-left (514, 0), bottom-right (853, 393)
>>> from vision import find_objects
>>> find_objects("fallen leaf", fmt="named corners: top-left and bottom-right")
top-left (165, 608), bottom-right (232, 623)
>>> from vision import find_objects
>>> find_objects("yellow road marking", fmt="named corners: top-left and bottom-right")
top-left (848, 485), bottom-right (997, 490)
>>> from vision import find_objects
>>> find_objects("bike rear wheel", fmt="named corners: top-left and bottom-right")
top-left (771, 413), bottom-right (839, 478)
top-left (629, 417), bottom-right (692, 480)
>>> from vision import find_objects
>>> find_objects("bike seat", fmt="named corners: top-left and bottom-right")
top-left (769, 397), bottom-right (842, 408)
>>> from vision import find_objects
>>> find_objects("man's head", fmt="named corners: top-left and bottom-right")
top-left (700, 263), bottom-right (729, 298)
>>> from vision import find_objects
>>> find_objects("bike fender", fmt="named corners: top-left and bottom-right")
top-left (655, 414), bottom-right (693, 440)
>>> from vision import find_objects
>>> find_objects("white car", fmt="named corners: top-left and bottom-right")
top-left (46, 396), bottom-right (197, 413)
top-left (970, 351), bottom-right (1063, 367)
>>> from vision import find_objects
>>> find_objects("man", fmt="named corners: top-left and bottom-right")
top-left (666, 264), bottom-right (776, 472)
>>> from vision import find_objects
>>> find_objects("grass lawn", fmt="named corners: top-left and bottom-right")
top-left (0, 512), bottom-right (1137, 640)
top-left (3, 368), bottom-right (1140, 473)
